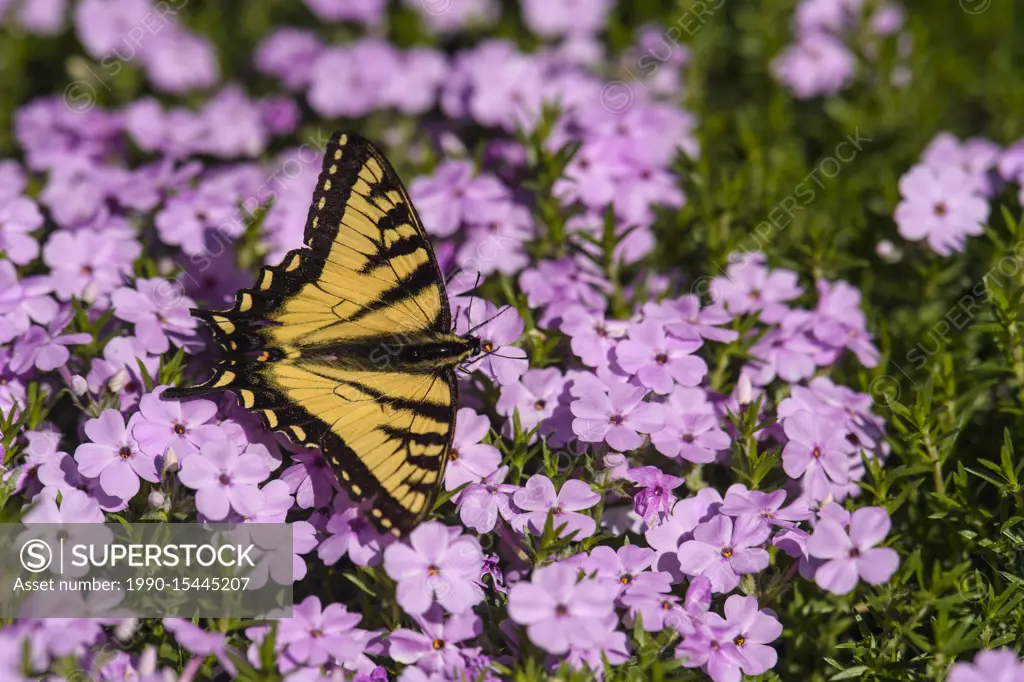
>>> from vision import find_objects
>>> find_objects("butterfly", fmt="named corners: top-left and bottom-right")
top-left (163, 130), bottom-right (483, 537)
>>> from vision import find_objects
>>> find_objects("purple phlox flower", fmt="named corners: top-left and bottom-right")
top-left (677, 514), bottom-right (771, 593)
top-left (73, 410), bottom-right (159, 501)
top-left (615, 319), bottom-right (707, 394)
top-left (290, 520), bottom-right (319, 581)
top-left (10, 311), bottom-right (92, 374)
top-left (280, 449), bottom-right (338, 509)
top-left (809, 278), bottom-right (879, 367)
top-left (651, 411), bottom-right (731, 463)
top-left (644, 295), bottom-right (739, 344)
top-left (389, 605), bottom-right (483, 676)
top-left (781, 410), bottom-right (854, 502)
top-left (409, 161), bottom-right (508, 238)
top-left (73, 0), bottom-right (153, 57)
top-left (236, 478), bottom-right (294, 523)
top-left (948, 649), bottom-right (1024, 682)
top-left (307, 40), bottom-right (402, 119)
top-left (0, 262), bottom-right (57, 343)
top-left (456, 202), bottom-right (533, 276)
top-left (274, 595), bottom-right (378, 669)
top-left (384, 48), bottom-right (449, 116)
top-left (154, 189), bottom-right (237, 256)
top-left (645, 486), bottom-right (724, 575)
top-left (696, 594), bottom-right (782, 680)
top-left (461, 42), bottom-right (547, 132)
top-left (139, 28), bottom-right (219, 94)
top-left (481, 554), bottom-right (508, 595)
top-left (719, 487), bottom-right (814, 532)
top-left (628, 465), bottom-right (685, 527)
top-left (0, 160), bottom-right (27, 202)
top-left (496, 367), bottom-right (566, 442)
top-left (710, 254), bottom-right (803, 323)
top-left (921, 131), bottom-right (1001, 196)
top-left (455, 299), bottom-right (527, 385)
top-left (177, 439), bottom-right (270, 521)
top-left (195, 86), bottom-right (270, 158)
top-left (456, 465), bottom-right (519, 533)
top-left (131, 386), bottom-right (222, 459)
top-left (23, 487), bottom-right (104, 524)
top-left (744, 325), bottom-right (819, 386)
top-left (163, 618), bottom-right (238, 676)
top-left (512, 474), bottom-right (600, 539)
top-left (303, 0), bottom-right (386, 24)
top-left (383, 521), bottom-right (485, 616)
top-left (318, 493), bottom-right (388, 568)
top-left (255, 27), bottom-right (324, 90)
top-left (571, 380), bottom-right (665, 451)
top-left (0, 194), bottom-right (43, 264)
top-left (778, 376), bottom-right (887, 454)
top-left (794, 0), bottom-right (862, 35)
top-left (506, 561), bottom-right (619, 655)
top-left (772, 32), bottom-right (856, 99)
top-left (403, 0), bottom-right (498, 33)
top-left (806, 506), bottom-right (899, 595)
top-left (552, 137), bottom-right (631, 214)
top-left (43, 227), bottom-right (141, 304)
top-left (521, 0), bottom-right (611, 37)
top-left (564, 627), bottom-right (632, 675)
top-left (518, 257), bottom-right (610, 328)
top-left (444, 408), bottom-right (501, 491)
top-left (583, 544), bottom-right (666, 596)
top-left (36, 451), bottom-right (127, 512)
top-left (895, 163), bottom-right (989, 256)
top-left (561, 305), bottom-right (629, 368)
top-left (86, 335), bottom-right (160, 407)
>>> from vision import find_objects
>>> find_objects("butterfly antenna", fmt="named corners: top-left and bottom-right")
top-left (464, 303), bottom-right (514, 336)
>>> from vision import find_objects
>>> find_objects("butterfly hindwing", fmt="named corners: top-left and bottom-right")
top-left (165, 131), bottom-right (465, 536)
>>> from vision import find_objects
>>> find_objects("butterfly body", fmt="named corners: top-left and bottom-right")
top-left (164, 131), bottom-right (480, 537)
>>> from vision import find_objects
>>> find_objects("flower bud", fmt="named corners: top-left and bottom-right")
top-left (736, 374), bottom-right (753, 406)
top-left (70, 374), bottom-right (88, 396)
top-left (162, 446), bottom-right (180, 475)
top-left (148, 491), bottom-right (165, 508)
top-left (107, 368), bottom-right (128, 393)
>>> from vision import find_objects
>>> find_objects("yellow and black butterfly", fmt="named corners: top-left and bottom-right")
top-left (164, 131), bottom-right (482, 537)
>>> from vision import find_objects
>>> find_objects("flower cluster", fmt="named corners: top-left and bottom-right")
top-left (772, 0), bottom-right (910, 98)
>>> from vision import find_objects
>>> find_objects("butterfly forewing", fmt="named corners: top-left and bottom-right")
top-left (164, 131), bottom-right (461, 536)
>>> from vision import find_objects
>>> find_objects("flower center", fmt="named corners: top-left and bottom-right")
top-left (660, 599), bottom-right (673, 610)
top-left (80, 265), bottom-right (94, 276)
top-left (173, 422), bottom-right (187, 436)
top-left (849, 547), bottom-right (861, 558)
top-left (309, 628), bottom-right (323, 638)
top-left (619, 573), bottom-right (633, 584)
top-left (812, 447), bottom-right (822, 458)
top-left (721, 547), bottom-right (733, 559)
top-left (218, 473), bottom-right (232, 486)
top-left (733, 635), bottom-right (746, 647)
top-left (431, 638), bottom-right (445, 650)
top-left (609, 414), bottom-right (624, 425)
top-left (448, 448), bottom-right (459, 462)
top-left (552, 506), bottom-right (563, 515)
top-left (427, 565), bottom-right (441, 576)
top-left (482, 341), bottom-right (494, 353)
top-left (554, 604), bottom-right (569, 616)
top-left (654, 353), bottom-right (669, 365)
top-left (533, 399), bottom-right (547, 410)
top-left (118, 446), bottom-right (133, 460)
top-left (934, 202), bottom-right (948, 216)
top-left (682, 433), bottom-right (695, 443)
top-left (749, 289), bottom-right (762, 300)
top-left (595, 324), bottom-right (608, 337)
